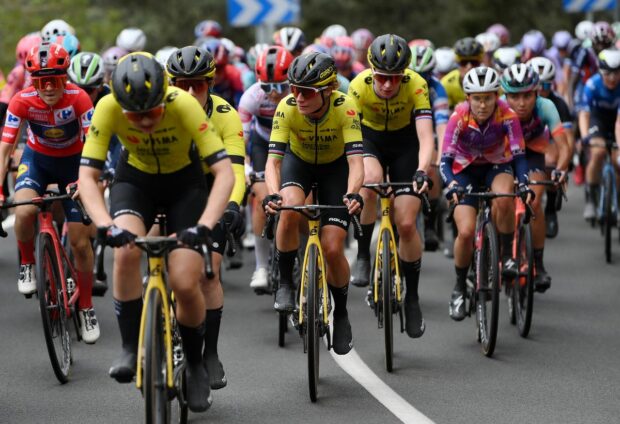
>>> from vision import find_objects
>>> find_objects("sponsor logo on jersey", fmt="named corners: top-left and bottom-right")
top-left (81, 109), bottom-right (93, 126)
top-left (198, 122), bottom-right (209, 132)
top-left (55, 107), bottom-right (75, 123)
top-left (334, 97), bottom-right (345, 107)
top-left (238, 131), bottom-right (244, 138)
top-left (44, 128), bottom-right (65, 138)
top-left (216, 104), bottom-right (231, 113)
top-left (127, 135), bottom-right (140, 144)
top-left (27, 108), bottom-right (49, 122)
top-left (346, 109), bottom-right (356, 116)
top-left (16, 164), bottom-right (28, 178)
top-left (5, 112), bottom-right (20, 128)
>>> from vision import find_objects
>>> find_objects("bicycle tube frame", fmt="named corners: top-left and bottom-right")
top-left (599, 159), bottom-right (619, 218)
top-left (136, 256), bottom-right (174, 391)
top-left (373, 196), bottom-right (402, 304)
top-left (474, 201), bottom-right (492, 291)
top-left (298, 217), bottom-right (329, 326)
top-left (512, 198), bottom-right (526, 258)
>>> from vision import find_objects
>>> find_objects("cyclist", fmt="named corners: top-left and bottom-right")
top-left (578, 49), bottom-right (620, 222)
top-left (519, 30), bottom-right (546, 63)
top-left (101, 46), bottom-right (129, 83)
top-left (348, 34), bottom-right (434, 338)
top-left (166, 45), bottom-right (246, 390)
top-left (0, 42), bottom-right (100, 342)
top-left (351, 28), bottom-right (374, 69)
top-left (116, 27), bottom-right (147, 52)
top-left (492, 47), bottom-right (521, 73)
top-left (238, 46), bottom-right (293, 291)
top-left (202, 38), bottom-right (244, 108)
top-left (487, 23), bottom-right (511, 47)
top-left (274, 26), bottom-right (307, 57)
top-left (78, 52), bottom-right (233, 412)
top-left (409, 44), bottom-right (450, 251)
top-left (434, 47), bottom-right (457, 79)
top-left (441, 37), bottom-right (484, 110)
top-left (441, 66), bottom-right (532, 321)
top-left (501, 64), bottom-right (570, 292)
top-left (41, 19), bottom-right (75, 40)
top-left (263, 52), bottom-right (364, 355)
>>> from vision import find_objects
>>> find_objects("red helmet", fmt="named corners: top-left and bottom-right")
top-left (25, 42), bottom-right (70, 75)
top-left (255, 46), bottom-right (293, 83)
top-left (16, 33), bottom-right (42, 65)
top-left (331, 45), bottom-right (354, 69)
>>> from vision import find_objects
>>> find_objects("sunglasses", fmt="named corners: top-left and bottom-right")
top-left (290, 84), bottom-right (328, 98)
top-left (458, 59), bottom-right (481, 67)
top-left (123, 104), bottom-right (165, 123)
top-left (171, 78), bottom-right (211, 93)
top-left (372, 72), bottom-right (404, 85)
top-left (261, 82), bottom-right (290, 94)
top-left (600, 69), bottom-right (620, 77)
top-left (540, 82), bottom-right (553, 91)
top-left (32, 75), bottom-right (67, 90)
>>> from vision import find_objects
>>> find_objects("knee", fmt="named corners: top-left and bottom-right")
top-left (114, 246), bottom-right (142, 270)
top-left (494, 198), bottom-right (513, 216)
top-left (277, 212), bottom-right (298, 233)
top-left (456, 224), bottom-right (475, 244)
top-left (396, 218), bottom-right (417, 240)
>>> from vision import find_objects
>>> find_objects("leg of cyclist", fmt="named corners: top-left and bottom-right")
top-left (490, 170), bottom-right (517, 278)
top-left (545, 144), bottom-right (560, 238)
top-left (450, 204), bottom-right (476, 321)
top-left (250, 181), bottom-right (270, 290)
top-left (424, 156), bottom-right (442, 251)
top-left (584, 139), bottom-right (607, 221)
top-left (13, 188), bottom-right (39, 295)
top-left (529, 168), bottom-right (552, 292)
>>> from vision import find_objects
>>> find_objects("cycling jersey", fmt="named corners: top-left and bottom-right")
top-left (440, 99), bottom-right (528, 184)
top-left (269, 92), bottom-right (364, 165)
top-left (212, 64), bottom-right (244, 108)
top-left (421, 72), bottom-right (450, 127)
top-left (238, 82), bottom-right (278, 144)
top-left (204, 94), bottom-right (246, 205)
top-left (0, 65), bottom-right (31, 104)
top-left (81, 86), bottom-right (227, 174)
top-left (1, 83), bottom-right (93, 157)
top-left (440, 69), bottom-right (465, 109)
top-left (546, 91), bottom-right (573, 131)
top-left (579, 73), bottom-right (620, 123)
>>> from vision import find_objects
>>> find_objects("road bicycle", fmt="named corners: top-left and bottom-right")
top-left (597, 141), bottom-right (618, 263)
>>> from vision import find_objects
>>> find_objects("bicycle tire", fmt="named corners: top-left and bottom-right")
top-left (477, 223), bottom-right (500, 357)
top-left (514, 223), bottom-right (534, 337)
top-left (380, 229), bottom-right (394, 373)
top-left (306, 245), bottom-right (320, 403)
top-left (144, 289), bottom-right (170, 424)
top-left (36, 232), bottom-right (71, 383)
top-left (604, 170), bottom-right (613, 263)
top-left (172, 363), bottom-right (188, 424)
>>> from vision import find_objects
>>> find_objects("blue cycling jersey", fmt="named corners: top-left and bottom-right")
top-left (579, 73), bottom-right (620, 123)
top-left (421, 72), bottom-right (449, 126)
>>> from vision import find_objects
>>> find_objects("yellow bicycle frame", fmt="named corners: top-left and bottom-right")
top-left (373, 196), bottom-right (402, 304)
top-left (298, 215), bottom-right (330, 327)
top-left (136, 256), bottom-right (175, 391)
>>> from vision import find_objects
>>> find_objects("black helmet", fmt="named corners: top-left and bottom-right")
top-left (166, 46), bottom-right (216, 79)
top-left (287, 52), bottom-right (337, 87)
top-left (111, 52), bottom-right (166, 112)
top-left (454, 37), bottom-right (484, 61)
top-left (367, 34), bottom-right (411, 72)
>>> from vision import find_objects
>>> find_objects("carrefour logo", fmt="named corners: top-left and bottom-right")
top-left (5, 112), bottom-right (20, 128)
top-left (55, 107), bottom-right (74, 123)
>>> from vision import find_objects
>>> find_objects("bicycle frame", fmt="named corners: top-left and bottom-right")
top-left (598, 149), bottom-right (619, 220)
top-left (372, 193), bottom-right (402, 306)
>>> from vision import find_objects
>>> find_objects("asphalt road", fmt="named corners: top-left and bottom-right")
top-left (1, 183), bottom-right (619, 424)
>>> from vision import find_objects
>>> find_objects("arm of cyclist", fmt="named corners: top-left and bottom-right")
top-left (578, 110), bottom-right (591, 145)
top-left (0, 96), bottom-right (26, 204)
top-left (263, 156), bottom-right (282, 214)
top-left (414, 118), bottom-right (435, 193)
top-left (343, 154), bottom-right (364, 215)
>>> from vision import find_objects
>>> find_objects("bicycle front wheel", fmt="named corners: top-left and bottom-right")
top-left (514, 223), bottom-right (534, 337)
top-left (144, 289), bottom-right (170, 424)
top-left (603, 170), bottom-right (613, 263)
top-left (477, 223), bottom-right (500, 357)
top-left (306, 245), bottom-right (320, 403)
top-left (36, 232), bottom-right (71, 383)
top-left (380, 229), bottom-right (394, 373)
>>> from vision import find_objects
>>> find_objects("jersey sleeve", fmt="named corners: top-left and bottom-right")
top-left (579, 78), bottom-right (595, 112)
top-left (81, 94), bottom-right (116, 169)
top-left (430, 78), bottom-right (450, 125)
top-left (339, 96), bottom-right (364, 157)
top-left (215, 100), bottom-right (246, 205)
top-left (1, 94), bottom-right (25, 145)
top-left (502, 109), bottom-right (528, 183)
top-left (409, 73), bottom-right (432, 120)
top-left (538, 97), bottom-right (564, 141)
top-left (237, 88), bottom-right (256, 144)
top-left (268, 96), bottom-right (292, 160)
top-left (75, 90), bottom-right (94, 139)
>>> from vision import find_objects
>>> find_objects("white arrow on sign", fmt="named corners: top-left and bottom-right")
top-left (232, 0), bottom-right (263, 26)
top-left (263, 0), bottom-right (295, 24)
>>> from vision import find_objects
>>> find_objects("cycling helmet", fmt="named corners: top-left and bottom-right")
top-left (256, 46), bottom-right (293, 82)
top-left (575, 20), bottom-right (594, 41)
top-left (462, 66), bottom-right (500, 93)
top-left (331, 45), bottom-right (355, 69)
top-left (111, 52), bottom-right (167, 112)
top-left (527, 57), bottom-right (555, 82)
top-left (408, 39), bottom-right (435, 49)
top-left (409, 45), bottom-right (436, 74)
top-left (598, 48), bottom-right (620, 71)
top-left (68, 52), bottom-right (105, 88)
top-left (552, 30), bottom-right (572, 50)
top-left (434, 47), bottom-right (457, 73)
top-left (351, 28), bottom-right (374, 50)
top-left (49, 33), bottom-right (80, 58)
top-left (368, 34), bottom-right (411, 73)
top-left (486, 23), bottom-right (510, 46)
top-left (492, 47), bottom-right (521, 71)
top-left (322, 24), bottom-right (347, 39)
top-left (613, 22), bottom-right (620, 39)
top-left (201, 38), bottom-right (228, 66)
top-left (25, 42), bottom-right (70, 76)
top-left (16, 33), bottom-right (42, 65)
top-left (155, 46), bottom-right (178, 66)
top-left (116, 28), bottom-right (147, 52)
top-left (454, 37), bottom-right (484, 61)
top-left (287, 52), bottom-right (337, 87)
top-left (247, 43), bottom-right (269, 70)
top-left (41, 19), bottom-right (75, 41)
top-left (590, 21), bottom-right (615, 49)
top-left (276, 27), bottom-right (307, 54)
top-left (102, 46), bottom-right (129, 73)
top-left (500, 64), bottom-right (539, 93)
top-left (521, 30), bottom-right (547, 56)
top-left (220, 38), bottom-right (236, 56)
top-left (194, 20), bottom-right (222, 38)
top-left (166, 46), bottom-right (216, 79)
top-left (302, 43), bottom-right (330, 55)
top-left (334, 36), bottom-right (354, 49)
top-left (475, 32), bottom-right (501, 53)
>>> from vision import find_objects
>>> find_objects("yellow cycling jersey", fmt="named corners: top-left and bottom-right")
top-left (441, 69), bottom-right (466, 109)
top-left (347, 68), bottom-right (432, 132)
top-left (203, 94), bottom-right (246, 205)
top-left (269, 92), bottom-right (363, 165)
top-left (81, 87), bottom-right (227, 174)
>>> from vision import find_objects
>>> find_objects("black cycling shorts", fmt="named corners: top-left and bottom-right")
top-left (588, 112), bottom-right (615, 142)
top-left (280, 152), bottom-right (350, 231)
top-left (250, 130), bottom-right (269, 173)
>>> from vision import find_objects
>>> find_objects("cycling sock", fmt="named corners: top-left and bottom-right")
top-left (587, 184), bottom-right (599, 203)
top-left (113, 297), bottom-right (143, 354)
top-left (204, 307), bottom-right (222, 359)
top-left (276, 249), bottom-right (297, 287)
top-left (402, 259), bottom-right (422, 302)
top-left (254, 236), bottom-right (270, 270)
top-left (329, 284), bottom-right (348, 317)
top-left (425, 199), bottom-right (439, 231)
top-left (533, 248), bottom-right (545, 272)
top-left (179, 321), bottom-right (206, 365)
top-left (77, 271), bottom-right (93, 309)
top-left (545, 189), bottom-right (557, 214)
top-left (455, 266), bottom-right (469, 291)
top-left (356, 223), bottom-right (375, 260)
top-left (18, 239), bottom-right (35, 264)
top-left (499, 232), bottom-right (514, 260)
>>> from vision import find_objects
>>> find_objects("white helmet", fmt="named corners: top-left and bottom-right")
top-left (463, 66), bottom-right (500, 93)
top-left (492, 47), bottom-right (521, 71)
top-left (434, 47), bottom-right (457, 74)
top-left (41, 19), bottom-right (75, 41)
top-left (322, 24), bottom-right (347, 39)
top-left (575, 20), bottom-right (594, 41)
top-left (116, 28), bottom-right (147, 52)
top-left (278, 27), bottom-right (306, 53)
top-left (475, 32), bottom-right (501, 53)
top-left (527, 57), bottom-right (555, 82)
top-left (220, 37), bottom-right (236, 55)
top-left (155, 46), bottom-right (178, 66)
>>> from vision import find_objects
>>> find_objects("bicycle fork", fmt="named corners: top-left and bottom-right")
top-left (298, 220), bottom-right (329, 329)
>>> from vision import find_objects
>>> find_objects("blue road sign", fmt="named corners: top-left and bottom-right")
top-left (563, 0), bottom-right (616, 12)
top-left (228, 0), bottom-right (300, 27)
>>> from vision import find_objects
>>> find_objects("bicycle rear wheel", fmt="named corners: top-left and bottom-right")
top-left (514, 224), bottom-right (534, 337)
top-left (306, 245), bottom-right (320, 403)
top-left (380, 229), bottom-right (394, 373)
top-left (477, 224), bottom-right (500, 357)
top-left (603, 171), bottom-right (613, 263)
top-left (36, 232), bottom-right (71, 383)
top-left (144, 288), bottom-right (170, 424)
